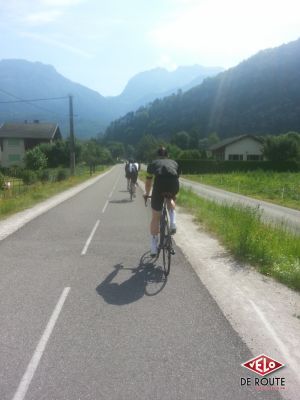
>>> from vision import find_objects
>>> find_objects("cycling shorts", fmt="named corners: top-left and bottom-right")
top-left (151, 175), bottom-right (179, 211)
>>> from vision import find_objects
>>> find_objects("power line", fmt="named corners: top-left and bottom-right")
top-left (0, 96), bottom-right (68, 103)
top-left (0, 88), bottom-right (68, 116)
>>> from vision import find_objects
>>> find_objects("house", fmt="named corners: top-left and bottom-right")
top-left (210, 135), bottom-right (264, 161)
top-left (0, 122), bottom-right (62, 167)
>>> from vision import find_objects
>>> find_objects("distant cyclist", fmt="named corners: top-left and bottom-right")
top-left (144, 147), bottom-right (180, 257)
top-left (127, 159), bottom-right (139, 196)
top-left (125, 161), bottom-right (131, 190)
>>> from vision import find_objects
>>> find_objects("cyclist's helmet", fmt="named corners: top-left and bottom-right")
top-left (129, 158), bottom-right (134, 163)
top-left (157, 146), bottom-right (168, 157)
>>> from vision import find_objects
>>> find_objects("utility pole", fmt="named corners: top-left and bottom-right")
top-left (69, 94), bottom-right (75, 175)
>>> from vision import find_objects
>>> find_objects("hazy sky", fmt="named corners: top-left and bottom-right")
top-left (1, 0), bottom-right (300, 96)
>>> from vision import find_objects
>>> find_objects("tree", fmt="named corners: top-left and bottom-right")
top-left (105, 141), bottom-right (125, 160)
top-left (24, 147), bottom-right (47, 170)
top-left (207, 132), bottom-right (220, 147)
top-left (263, 132), bottom-right (300, 162)
top-left (178, 149), bottom-right (203, 159)
top-left (136, 135), bottom-right (158, 162)
top-left (166, 144), bottom-right (182, 159)
top-left (171, 131), bottom-right (190, 150)
top-left (39, 141), bottom-right (69, 168)
top-left (80, 140), bottom-right (113, 172)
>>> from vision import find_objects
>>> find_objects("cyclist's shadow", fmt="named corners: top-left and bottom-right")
top-left (96, 252), bottom-right (167, 305)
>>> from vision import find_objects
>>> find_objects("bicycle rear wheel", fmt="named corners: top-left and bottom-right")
top-left (130, 181), bottom-right (133, 201)
top-left (160, 208), bottom-right (171, 276)
top-left (162, 238), bottom-right (171, 276)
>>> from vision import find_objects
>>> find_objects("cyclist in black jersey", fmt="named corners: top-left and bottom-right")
top-left (144, 147), bottom-right (180, 257)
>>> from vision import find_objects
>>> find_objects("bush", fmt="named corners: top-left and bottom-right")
top-left (21, 170), bottom-right (38, 185)
top-left (25, 147), bottom-right (47, 170)
top-left (56, 169), bottom-right (68, 181)
top-left (0, 172), bottom-right (4, 189)
top-left (39, 169), bottom-right (51, 182)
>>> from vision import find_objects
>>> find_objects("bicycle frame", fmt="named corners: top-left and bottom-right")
top-left (145, 195), bottom-right (174, 276)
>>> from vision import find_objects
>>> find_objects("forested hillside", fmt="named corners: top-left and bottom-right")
top-left (105, 38), bottom-right (300, 144)
top-left (0, 60), bottom-right (221, 138)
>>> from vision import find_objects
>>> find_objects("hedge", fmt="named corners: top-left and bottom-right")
top-left (177, 160), bottom-right (300, 174)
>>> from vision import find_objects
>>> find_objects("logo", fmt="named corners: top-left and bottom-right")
top-left (242, 354), bottom-right (284, 376)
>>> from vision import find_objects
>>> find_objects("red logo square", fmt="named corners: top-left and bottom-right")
top-left (242, 354), bottom-right (284, 376)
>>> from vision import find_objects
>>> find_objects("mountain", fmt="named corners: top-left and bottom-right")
top-left (108, 65), bottom-right (223, 113)
top-left (0, 60), bottom-right (222, 138)
top-left (105, 38), bottom-right (300, 144)
top-left (0, 60), bottom-right (116, 138)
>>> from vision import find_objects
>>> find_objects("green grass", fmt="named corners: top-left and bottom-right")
top-left (184, 171), bottom-right (300, 210)
top-left (0, 166), bottom-right (108, 220)
top-left (177, 187), bottom-right (300, 291)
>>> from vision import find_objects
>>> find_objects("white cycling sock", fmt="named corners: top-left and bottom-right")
top-left (151, 235), bottom-right (158, 254)
top-left (169, 209), bottom-right (176, 225)
top-left (151, 235), bottom-right (158, 245)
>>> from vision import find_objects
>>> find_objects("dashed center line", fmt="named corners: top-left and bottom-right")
top-left (102, 200), bottom-right (109, 214)
top-left (81, 220), bottom-right (100, 255)
top-left (12, 287), bottom-right (71, 400)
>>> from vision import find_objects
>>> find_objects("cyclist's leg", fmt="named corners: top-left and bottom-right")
top-left (150, 209), bottom-right (160, 236)
top-left (132, 174), bottom-right (137, 196)
top-left (149, 190), bottom-right (163, 257)
top-left (167, 198), bottom-right (176, 234)
top-left (166, 178), bottom-right (179, 234)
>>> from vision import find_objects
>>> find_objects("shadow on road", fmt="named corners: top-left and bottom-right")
top-left (109, 199), bottom-right (132, 204)
top-left (96, 252), bottom-right (167, 305)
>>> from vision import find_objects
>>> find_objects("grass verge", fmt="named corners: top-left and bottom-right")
top-left (184, 171), bottom-right (300, 210)
top-left (177, 187), bottom-right (300, 291)
top-left (0, 166), bottom-right (109, 220)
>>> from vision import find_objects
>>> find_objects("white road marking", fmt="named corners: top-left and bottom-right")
top-left (102, 200), bottom-right (109, 214)
top-left (249, 300), bottom-right (300, 384)
top-left (12, 287), bottom-right (71, 400)
top-left (81, 220), bottom-right (100, 255)
top-left (111, 173), bottom-right (122, 195)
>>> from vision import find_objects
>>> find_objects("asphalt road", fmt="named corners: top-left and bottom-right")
top-left (180, 177), bottom-right (300, 234)
top-left (0, 165), bottom-right (282, 400)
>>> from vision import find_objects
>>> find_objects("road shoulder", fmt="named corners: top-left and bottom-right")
top-left (175, 208), bottom-right (300, 400)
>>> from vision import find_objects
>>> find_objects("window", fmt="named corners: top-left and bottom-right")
top-left (228, 154), bottom-right (243, 161)
top-left (247, 154), bottom-right (263, 161)
top-left (7, 138), bottom-right (20, 146)
top-left (8, 154), bottom-right (21, 162)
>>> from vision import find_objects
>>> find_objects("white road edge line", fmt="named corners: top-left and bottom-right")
top-left (111, 173), bottom-right (122, 196)
top-left (81, 220), bottom-right (100, 255)
top-left (12, 287), bottom-right (71, 400)
top-left (249, 299), bottom-right (300, 384)
top-left (102, 201), bottom-right (109, 214)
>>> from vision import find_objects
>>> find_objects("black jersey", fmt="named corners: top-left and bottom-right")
top-left (147, 159), bottom-right (179, 177)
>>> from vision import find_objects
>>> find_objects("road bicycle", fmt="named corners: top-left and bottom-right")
top-left (144, 194), bottom-right (175, 276)
top-left (129, 179), bottom-right (136, 201)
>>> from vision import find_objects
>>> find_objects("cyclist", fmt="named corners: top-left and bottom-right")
top-left (127, 158), bottom-right (139, 196)
top-left (144, 147), bottom-right (180, 257)
top-left (125, 161), bottom-right (131, 190)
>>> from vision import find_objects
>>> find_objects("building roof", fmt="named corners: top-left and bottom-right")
top-left (0, 122), bottom-right (61, 140)
top-left (210, 134), bottom-right (263, 151)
